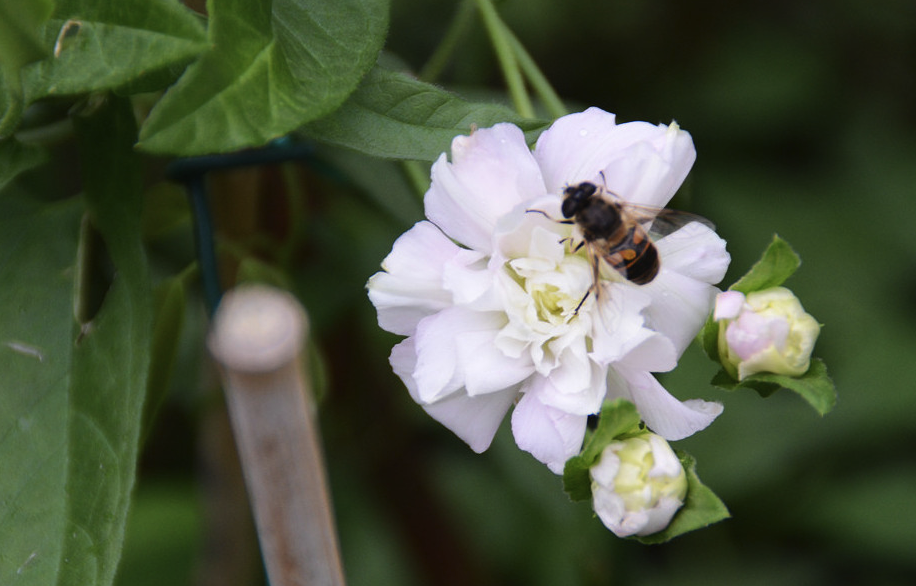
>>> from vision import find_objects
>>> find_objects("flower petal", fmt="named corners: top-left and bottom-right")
top-left (511, 388), bottom-right (588, 473)
top-left (367, 221), bottom-right (471, 336)
top-left (534, 107), bottom-right (695, 207)
top-left (608, 367), bottom-right (723, 441)
top-left (425, 124), bottom-right (546, 252)
top-left (655, 222), bottom-right (730, 285)
top-left (391, 339), bottom-right (515, 453)
top-left (641, 269), bottom-right (719, 358)
top-left (589, 283), bottom-right (676, 372)
top-left (412, 307), bottom-right (507, 402)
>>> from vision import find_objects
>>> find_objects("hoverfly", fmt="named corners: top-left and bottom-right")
top-left (530, 180), bottom-right (713, 309)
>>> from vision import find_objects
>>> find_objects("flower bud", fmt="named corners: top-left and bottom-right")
top-left (714, 287), bottom-right (820, 380)
top-left (589, 432), bottom-right (687, 537)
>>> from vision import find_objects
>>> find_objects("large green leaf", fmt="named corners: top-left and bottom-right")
top-left (23, 0), bottom-right (207, 101)
top-left (138, 0), bottom-right (390, 156)
top-left (0, 97), bottom-right (152, 586)
top-left (62, 96), bottom-right (153, 586)
top-left (302, 65), bottom-right (551, 161)
top-left (0, 193), bottom-right (81, 585)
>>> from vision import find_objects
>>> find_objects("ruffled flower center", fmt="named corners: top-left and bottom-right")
top-left (506, 254), bottom-right (590, 328)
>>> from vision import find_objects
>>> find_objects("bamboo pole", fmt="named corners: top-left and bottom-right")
top-left (208, 285), bottom-right (345, 586)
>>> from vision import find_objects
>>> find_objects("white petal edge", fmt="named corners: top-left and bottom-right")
top-left (425, 124), bottom-right (547, 252)
top-left (511, 388), bottom-right (588, 473)
top-left (391, 339), bottom-right (516, 453)
top-left (608, 366), bottom-right (723, 441)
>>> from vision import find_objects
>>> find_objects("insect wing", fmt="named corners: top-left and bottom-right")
top-left (645, 208), bottom-right (715, 238)
top-left (613, 201), bottom-right (714, 239)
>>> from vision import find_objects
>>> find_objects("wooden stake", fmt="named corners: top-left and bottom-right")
top-left (208, 285), bottom-right (345, 586)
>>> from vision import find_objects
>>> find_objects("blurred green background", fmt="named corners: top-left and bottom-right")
top-left (117, 1), bottom-right (916, 585)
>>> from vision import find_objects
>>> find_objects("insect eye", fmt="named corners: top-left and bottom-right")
top-left (579, 182), bottom-right (597, 197)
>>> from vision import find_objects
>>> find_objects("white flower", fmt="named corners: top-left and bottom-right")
top-left (590, 432), bottom-right (687, 537)
top-left (714, 287), bottom-right (820, 380)
top-left (367, 108), bottom-right (730, 473)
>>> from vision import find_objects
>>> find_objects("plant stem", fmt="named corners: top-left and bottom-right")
top-left (473, 0), bottom-right (535, 118)
top-left (401, 160), bottom-right (431, 200)
top-left (419, 0), bottom-right (476, 83)
top-left (506, 29), bottom-right (568, 118)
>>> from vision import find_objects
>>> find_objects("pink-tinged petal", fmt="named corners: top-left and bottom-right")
top-left (391, 340), bottom-right (515, 453)
top-left (641, 269), bottom-right (719, 357)
top-left (608, 367), bottom-right (723, 441)
top-left (534, 108), bottom-right (695, 208)
top-left (367, 221), bottom-right (468, 336)
top-left (714, 290), bottom-right (746, 321)
top-left (655, 223), bottom-right (730, 285)
top-left (425, 124), bottom-right (546, 252)
top-left (511, 389), bottom-right (588, 473)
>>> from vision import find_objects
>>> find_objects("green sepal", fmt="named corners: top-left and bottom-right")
top-left (633, 451), bottom-right (730, 544)
top-left (698, 313), bottom-right (720, 363)
top-left (711, 357), bottom-right (836, 416)
top-left (729, 234), bottom-right (800, 294)
top-left (562, 399), bottom-right (641, 502)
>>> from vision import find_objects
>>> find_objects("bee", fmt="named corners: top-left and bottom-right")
top-left (532, 180), bottom-right (713, 309)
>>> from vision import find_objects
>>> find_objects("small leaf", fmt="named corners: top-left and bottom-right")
top-left (634, 451), bottom-right (730, 544)
top-left (301, 65), bottom-right (552, 162)
top-left (714, 358), bottom-right (836, 415)
top-left (730, 234), bottom-right (800, 293)
top-left (24, 0), bottom-right (207, 100)
top-left (563, 399), bottom-right (641, 502)
top-left (138, 0), bottom-right (390, 155)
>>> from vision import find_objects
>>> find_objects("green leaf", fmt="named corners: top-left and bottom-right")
top-left (24, 0), bottom-right (207, 100)
top-left (61, 96), bottom-right (153, 585)
top-left (0, 138), bottom-right (49, 191)
top-left (138, 0), bottom-right (390, 156)
top-left (0, 0), bottom-right (53, 135)
top-left (0, 0), bottom-right (53, 73)
top-left (563, 399), bottom-right (641, 502)
top-left (301, 65), bottom-right (552, 161)
top-left (0, 193), bottom-right (81, 585)
top-left (712, 358), bottom-right (837, 415)
top-left (634, 451), bottom-right (730, 544)
top-left (729, 234), bottom-right (800, 293)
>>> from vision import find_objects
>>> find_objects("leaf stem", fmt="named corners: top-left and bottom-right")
top-left (474, 0), bottom-right (535, 118)
top-left (419, 0), bottom-right (476, 83)
top-left (401, 160), bottom-right (431, 200)
top-left (505, 29), bottom-right (568, 118)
